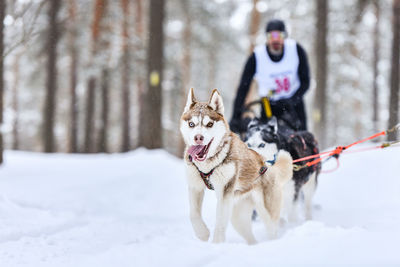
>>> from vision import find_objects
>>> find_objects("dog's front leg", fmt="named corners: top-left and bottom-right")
top-left (188, 187), bottom-right (210, 241)
top-left (212, 189), bottom-right (234, 243)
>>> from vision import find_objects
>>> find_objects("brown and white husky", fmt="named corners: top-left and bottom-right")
top-left (180, 88), bottom-right (293, 244)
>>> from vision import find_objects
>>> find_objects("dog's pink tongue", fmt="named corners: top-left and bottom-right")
top-left (188, 145), bottom-right (205, 158)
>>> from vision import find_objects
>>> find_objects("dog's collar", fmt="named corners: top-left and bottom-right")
top-left (265, 153), bottom-right (277, 166)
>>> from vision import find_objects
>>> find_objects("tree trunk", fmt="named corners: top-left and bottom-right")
top-left (248, 0), bottom-right (260, 53)
top-left (97, 68), bottom-right (109, 153)
top-left (91, 0), bottom-right (107, 54)
top-left (0, 0), bottom-right (5, 163)
top-left (84, 77), bottom-right (96, 153)
top-left (133, 0), bottom-right (145, 149)
top-left (177, 0), bottom-right (191, 157)
top-left (68, 0), bottom-right (78, 153)
top-left (388, 0), bottom-right (400, 141)
top-left (120, 0), bottom-right (131, 152)
top-left (313, 0), bottom-right (328, 149)
top-left (245, 0), bottom-right (261, 112)
top-left (138, 0), bottom-right (165, 149)
top-left (43, 0), bottom-right (61, 153)
top-left (350, 0), bottom-right (367, 139)
top-left (84, 0), bottom-right (107, 153)
top-left (12, 53), bottom-right (21, 150)
top-left (134, 0), bottom-right (144, 37)
top-left (372, 0), bottom-right (380, 134)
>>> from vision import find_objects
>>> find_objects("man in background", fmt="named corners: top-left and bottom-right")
top-left (230, 19), bottom-right (310, 133)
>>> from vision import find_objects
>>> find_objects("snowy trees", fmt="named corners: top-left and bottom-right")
top-left (0, 0), bottom-right (4, 163)
top-left (388, 0), bottom-right (400, 141)
top-left (67, 0), bottom-right (78, 153)
top-left (313, 0), bottom-right (329, 148)
top-left (85, 0), bottom-right (108, 153)
top-left (138, 0), bottom-right (165, 149)
top-left (43, 0), bottom-right (61, 153)
top-left (120, 0), bottom-right (131, 152)
top-left (372, 0), bottom-right (380, 134)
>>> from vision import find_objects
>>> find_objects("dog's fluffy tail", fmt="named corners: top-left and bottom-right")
top-left (268, 150), bottom-right (293, 187)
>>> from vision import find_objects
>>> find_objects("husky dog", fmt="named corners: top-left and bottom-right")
top-left (180, 88), bottom-right (293, 244)
top-left (245, 117), bottom-right (321, 222)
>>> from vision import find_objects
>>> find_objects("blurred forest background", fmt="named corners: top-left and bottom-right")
top-left (0, 0), bottom-right (399, 165)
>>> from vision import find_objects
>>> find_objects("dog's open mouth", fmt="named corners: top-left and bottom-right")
top-left (187, 138), bottom-right (214, 161)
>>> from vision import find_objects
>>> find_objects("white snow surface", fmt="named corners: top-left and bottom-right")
top-left (0, 146), bottom-right (399, 267)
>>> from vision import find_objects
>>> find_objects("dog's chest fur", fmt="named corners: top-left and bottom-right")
top-left (185, 133), bottom-right (265, 195)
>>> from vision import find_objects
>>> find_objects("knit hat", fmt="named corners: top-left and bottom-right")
top-left (266, 19), bottom-right (286, 33)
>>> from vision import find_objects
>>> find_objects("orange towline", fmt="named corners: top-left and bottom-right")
top-left (293, 124), bottom-right (400, 171)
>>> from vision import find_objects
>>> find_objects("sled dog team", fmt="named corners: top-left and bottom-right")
top-left (180, 89), bottom-right (319, 244)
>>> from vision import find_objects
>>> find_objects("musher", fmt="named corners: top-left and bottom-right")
top-left (230, 19), bottom-right (311, 133)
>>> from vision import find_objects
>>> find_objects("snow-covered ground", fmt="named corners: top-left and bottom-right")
top-left (0, 145), bottom-right (399, 267)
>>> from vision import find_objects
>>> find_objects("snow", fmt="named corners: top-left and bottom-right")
top-left (0, 146), bottom-right (399, 266)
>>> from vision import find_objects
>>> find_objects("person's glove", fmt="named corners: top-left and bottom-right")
top-left (270, 98), bottom-right (293, 115)
top-left (270, 98), bottom-right (302, 130)
top-left (275, 98), bottom-right (292, 108)
top-left (276, 95), bottom-right (302, 107)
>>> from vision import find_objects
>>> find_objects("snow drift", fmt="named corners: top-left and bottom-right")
top-left (0, 146), bottom-right (399, 266)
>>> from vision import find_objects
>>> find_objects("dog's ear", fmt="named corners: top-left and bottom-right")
top-left (208, 89), bottom-right (224, 115)
top-left (267, 117), bottom-right (278, 134)
top-left (184, 88), bottom-right (197, 113)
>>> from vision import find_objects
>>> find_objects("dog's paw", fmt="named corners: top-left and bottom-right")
top-left (212, 230), bottom-right (226, 243)
top-left (193, 223), bottom-right (210, 241)
top-left (196, 229), bottom-right (210, 242)
top-left (247, 238), bottom-right (257, 245)
top-left (266, 222), bottom-right (279, 240)
top-left (212, 236), bottom-right (225, 244)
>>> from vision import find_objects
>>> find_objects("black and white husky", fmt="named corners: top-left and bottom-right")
top-left (245, 117), bottom-right (321, 222)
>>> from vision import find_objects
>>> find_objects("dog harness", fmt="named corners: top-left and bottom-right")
top-left (189, 155), bottom-right (269, 190)
top-left (198, 169), bottom-right (215, 190)
top-left (189, 155), bottom-right (215, 190)
top-left (258, 166), bottom-right (268, 175)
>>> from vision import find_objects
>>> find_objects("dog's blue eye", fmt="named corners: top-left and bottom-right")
top-left (188, 122), bottom-right (195, 128)
top-left (258, 143), bottom-right (265, 148)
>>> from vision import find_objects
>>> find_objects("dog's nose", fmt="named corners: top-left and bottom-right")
top-left (194, 134), bottom-right (204, 145)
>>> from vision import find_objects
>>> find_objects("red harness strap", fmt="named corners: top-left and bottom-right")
top-left (292, 124), bottom-right (400, 171)
top-left (259, 166), bottom-right (268, 175)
